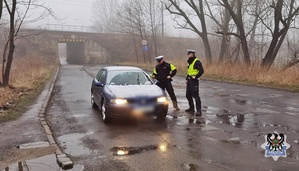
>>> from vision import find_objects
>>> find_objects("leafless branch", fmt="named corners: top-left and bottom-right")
top-left (215, 30), bottom-right (240, 38)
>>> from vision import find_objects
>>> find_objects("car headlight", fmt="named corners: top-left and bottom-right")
top-left (157, 97), bottom-right (167, 103)
top-left (111, 99), bottom-right (128, 105)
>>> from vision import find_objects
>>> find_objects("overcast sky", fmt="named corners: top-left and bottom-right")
top-left (23, 0), bottom-right (197, 37)
top-left (35, 0), bottom-right (95, 26)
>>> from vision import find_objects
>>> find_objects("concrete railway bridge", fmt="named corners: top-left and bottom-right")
top-left (41, 29), bottom-right (111, 64)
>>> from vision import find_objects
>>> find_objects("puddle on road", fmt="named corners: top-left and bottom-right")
top-left (205, 111), bottom-right (297, 133)
top-left (169, 105), bottom-right (297, 135)
top-left (182, 162), bottom-right (199, 171)
top-left (286, 106), bottom-right (299, 112)
top-left (111, 142), bottom-right (169, 156)
top-left (215, 93), bottom-right (231, 97)
top-left (254, 107), bottom-right (280, 114)
top-left (285, 112), bottom-right (297, 116)
top-left (202, 106), bottom-right (220, 114)
top-left (4, 154), bottom-right (84, 171)
top-left (202, 105), bottom-right (297, 132)
top-left (268, 94), bottom-right (283, 98)
top-left (57, 131), bottom-right (94, 156)
top-left (73, 114), bottom-right (88, 118)
top-left (229, 99), bottom-right (252, 105)
top-left (258, 122), bottom-right (297, 133)
top-left (212, 113), bottom-right (254, 129)
top-left (235, 94), bottom-right (252, 97)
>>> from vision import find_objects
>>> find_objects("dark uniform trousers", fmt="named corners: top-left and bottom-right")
top-left (186, 79), bottom-right (201, 111)
top-left (156, 81), bottom-right (177, 102)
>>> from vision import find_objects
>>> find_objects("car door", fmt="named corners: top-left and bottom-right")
top-left (93, 69), bottom-right (106, 106)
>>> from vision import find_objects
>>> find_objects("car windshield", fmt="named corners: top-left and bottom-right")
top-left (106, 71), bottom-right (153, 86)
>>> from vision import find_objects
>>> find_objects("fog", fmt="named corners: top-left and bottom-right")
top-left (19, 0), bottom-right (198, 38)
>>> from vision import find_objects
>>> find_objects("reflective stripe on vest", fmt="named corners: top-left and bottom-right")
top-left (153, 67), bottom-right (157, 74)
top-left (170, 63), bottom-right (176, 71)
top-left (187, 58), bottom-right (199, 76)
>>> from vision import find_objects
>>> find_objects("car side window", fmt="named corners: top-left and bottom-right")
top-left (95, 70), bottom-right (103, 81)
top-left (99, 70), bottom-right (106, 84)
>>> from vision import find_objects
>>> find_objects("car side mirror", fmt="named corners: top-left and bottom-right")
top-left (95, 82), bottom-right (104, 87)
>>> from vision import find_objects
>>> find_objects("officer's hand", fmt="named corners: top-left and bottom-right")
top-left (167, 76), bottom-right (171, 79)
top-left (191, 76), bottom-right (196, 79)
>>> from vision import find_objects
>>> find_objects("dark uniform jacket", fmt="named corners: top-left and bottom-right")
top-left (153, 61), bottom-right (177, 82)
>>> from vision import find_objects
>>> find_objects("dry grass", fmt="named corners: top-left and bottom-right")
top-left (118, 60), bottom-right (299, 91)
top-left (8, 55), bottom-right (54, 88)
top-left (201, 63), bottom-right (299, 89)
top-left (0, 55), bottom-right (57, 122)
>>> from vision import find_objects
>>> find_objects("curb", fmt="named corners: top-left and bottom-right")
top-left (38, 66), bottom-right (74, 170)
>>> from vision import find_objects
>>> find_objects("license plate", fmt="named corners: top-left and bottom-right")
top-left (135, 106), bottom-right (154, 113)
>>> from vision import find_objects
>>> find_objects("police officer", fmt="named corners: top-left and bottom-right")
top-left (185, 49), bottom-right (204, 116)
top-left (152, 56), bottom-right (180, 111)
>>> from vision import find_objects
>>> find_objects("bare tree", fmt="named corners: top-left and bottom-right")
top-left (260, 0), bottom-right (299, 69)
top-left (115, 0), bottom-right (147, 63)
top-left (205, 0), bottom-right (234, 62)
top-left (2, 0), bottom-right (19, 86)
top-left (92, 0), bottom-right (119, 33)
top-left (143, 0), bottom-right (162, 57)
top-left (282, 34), bottom-right (299, 71)
top-left (165, 0), bottom-right (213, 65)
top-left (218, 0), bottom-right (251, 66)
top-left (1, 0), bottom-right (55, 86)
top-left (115, 0), bottom-right (162, 63)
top-left (247, 0), bottom-right (263, 58)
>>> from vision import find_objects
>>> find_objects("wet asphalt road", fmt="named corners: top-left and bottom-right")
top-left (45, 64), bottom-right (299, 171)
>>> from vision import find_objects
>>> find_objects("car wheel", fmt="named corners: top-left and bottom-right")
top-left (157, 108), bottom-right (168, 120)
top-left (91, 92), bottom-right (98, 109)
top-left (101, 99), bottom-right (111, 123)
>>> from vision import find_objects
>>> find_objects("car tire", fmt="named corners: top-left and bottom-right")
top-left (157, 108), bottom-right (168, 120)
top-left (91, 92), bottom-right (98, 109)
top-left (101, 99), bottom-right (111, 123)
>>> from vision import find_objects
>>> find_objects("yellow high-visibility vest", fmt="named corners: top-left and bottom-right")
top-left (187, 58), bottom-right (199, 76)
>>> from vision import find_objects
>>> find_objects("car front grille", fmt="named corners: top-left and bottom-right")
top-left (127, 98), bottom-right (157, 105)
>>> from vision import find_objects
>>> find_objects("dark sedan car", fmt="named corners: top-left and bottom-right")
top-left (91, 66), bottom-right (169, 123)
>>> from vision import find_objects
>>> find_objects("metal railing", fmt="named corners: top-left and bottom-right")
top-left (45, 24), bottom-right (99, 33)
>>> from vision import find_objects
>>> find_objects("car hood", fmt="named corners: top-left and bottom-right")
top-left (106, 85), bottom-right (165, 98)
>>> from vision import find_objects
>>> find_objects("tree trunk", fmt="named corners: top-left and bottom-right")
top-left (166, 0), bottom-right (213, 64)
top-left (3, 40), bottom-right (15, 87)
top-left (248, 0), bottom-right (260, 57)
top-left (260, 0), bottom-right (298, 70)
top-left (199, 0), bottom-right (212, 64)
top-left (2, 0), bottom-right (16, 86)
top-left (221, 0), bottom-right (251, 66)
top-left (219, 6), bottom-right (231, 62)
top-left (239, 31), bottom-right (251, 65)
top-left (202, 33), bottom-right (212, 64)
top-left (219, 35), bottom-right (227, 62)
top-left (0, 0), bottom-right (3, 19)
top-left (261, 37), bottom-right (279, 69)
top-left (132, 35), bottom-right (138, 64)
top-left (282, 59), bottom-right (299, 71)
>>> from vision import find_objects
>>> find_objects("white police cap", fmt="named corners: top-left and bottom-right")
top-left (155, 55), bottom-right (164, 61)
top-left (187, 49), bottom-right (196, 54)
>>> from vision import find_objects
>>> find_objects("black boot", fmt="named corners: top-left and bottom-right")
top-left (195, 111), bottom-right (202, 116)
top-left (185, 108), bottom-right (195, 114)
